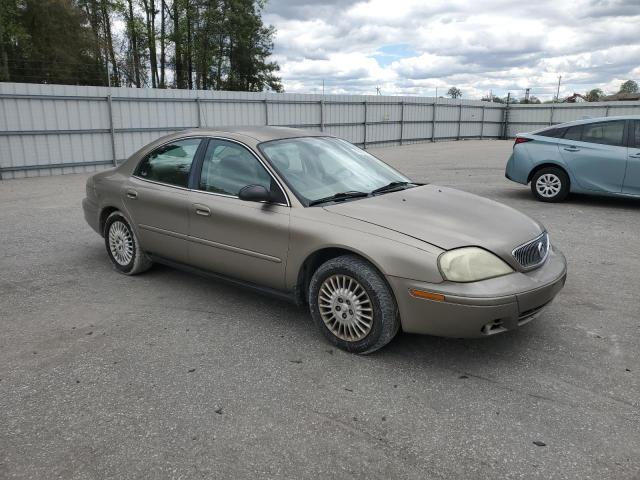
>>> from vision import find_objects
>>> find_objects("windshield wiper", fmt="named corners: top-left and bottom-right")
top-left (308, 191), bottom-right (369, 206)
top-left (371, 181), bottom-right (411, 195)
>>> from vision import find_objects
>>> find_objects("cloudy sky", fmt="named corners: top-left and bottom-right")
top-left (263, 0), bottom-right (640, 100)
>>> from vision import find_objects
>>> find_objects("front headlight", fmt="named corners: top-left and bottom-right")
top-left (438, 247), bottom-right (513, 282)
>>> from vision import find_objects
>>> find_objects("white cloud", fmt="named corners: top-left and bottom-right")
top-left (264, 0), bottom-right (640, 99)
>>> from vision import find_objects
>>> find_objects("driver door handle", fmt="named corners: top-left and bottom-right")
top-left (126, 189), bottom-right (138, 199)
top-left (193, 204), bottom-right (211, 216)
top-left (630, 152), bottom-right (640, 159)
top-left (563, 146), bottom-right (580, 152)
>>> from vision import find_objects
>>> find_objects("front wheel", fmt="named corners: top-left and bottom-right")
top-left (308, 255), bottom-right (400, 354)
top-left (531, 167), bottom-right (569, 202)
top-left (104, 211), bottom-right (152, 275)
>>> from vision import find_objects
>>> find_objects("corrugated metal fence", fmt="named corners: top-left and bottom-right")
top-left (0, 83), bottom-right (504, 179)
top-left (1, 82), bottom-right (639, 179)
top-left (506, 102), bottom-right (640, 137)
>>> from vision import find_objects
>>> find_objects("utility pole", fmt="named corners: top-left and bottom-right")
top-left (524, 87), bottom-right (530, 104)
top-left (322, 79), bottom-right (325, 96)
top-left (555, 75), bottom-right (562, 103)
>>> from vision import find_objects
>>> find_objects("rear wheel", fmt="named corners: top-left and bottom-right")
top-left (308, 255), bottom-right (399, 354)
top-left (531, 167), bottom-right (569, 202)
top-left (104, 211), bottom-right (152, 275)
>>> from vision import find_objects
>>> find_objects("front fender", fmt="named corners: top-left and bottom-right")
top-left (285, 209), bottom-right (444, 290)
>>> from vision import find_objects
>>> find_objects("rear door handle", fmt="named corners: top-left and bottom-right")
top-left (126, 189), bottom-right (138, 199)
top-left (630, 152), bottom-right (640, 159)
top-left (193, 204), bottom-right (211, 216)
top-left (563, 146), bottom-right (580, 152)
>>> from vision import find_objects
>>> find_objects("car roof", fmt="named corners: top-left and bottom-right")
top-left (118, 126), bottom-right (331, 179)
top-left (532, 115), bottom-right (640, 133)
top-left (178, 126), bottom-right (328, 144)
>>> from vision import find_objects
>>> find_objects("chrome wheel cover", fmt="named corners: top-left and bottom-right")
top-left (108, 220), bottom-right (134, 266)
top-left (536, 173), bottom-right (561, 198)
top-left (318, 274), bottom-right (373, 342)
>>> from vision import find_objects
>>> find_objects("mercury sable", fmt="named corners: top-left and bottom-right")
top-left (83, 127), bottom-right (567, 353)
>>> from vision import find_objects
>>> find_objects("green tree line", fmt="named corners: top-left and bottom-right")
top-left (0, 0), bottom-right (283, 91)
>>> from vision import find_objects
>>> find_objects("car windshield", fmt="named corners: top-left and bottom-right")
top-left (259, 136), bottom-right (412, 206)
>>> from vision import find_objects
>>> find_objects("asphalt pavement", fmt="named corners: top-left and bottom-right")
top-left (1, 140), bottom-right (638, 479)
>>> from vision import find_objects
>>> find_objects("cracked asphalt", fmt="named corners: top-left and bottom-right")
top-left (1, 140), bottom-right (639, 479)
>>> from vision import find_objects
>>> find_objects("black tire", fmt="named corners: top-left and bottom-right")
top-left (530, 166), bottom-right (569, 202)
top-left (308, 255), bottom-right (400, 354)
top-left (103, 211), bottom-right (152, 275)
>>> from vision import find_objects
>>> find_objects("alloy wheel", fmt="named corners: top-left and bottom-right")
top-left (108, 220), bottom-right (134, 266)
top-left (535, 173), bottom-right (562, 198)
top-left (318, 274), bottom-right (373, 341)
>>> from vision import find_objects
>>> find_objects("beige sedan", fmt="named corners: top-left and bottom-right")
top-left (83, 127), bottom-right (567, 353)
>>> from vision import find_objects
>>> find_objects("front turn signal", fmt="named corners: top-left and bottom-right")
top-left (409, 289), bottom-right (445, 302)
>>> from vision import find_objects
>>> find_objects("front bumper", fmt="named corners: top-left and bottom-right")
top-left (387, 247), bottom-right (567, 338)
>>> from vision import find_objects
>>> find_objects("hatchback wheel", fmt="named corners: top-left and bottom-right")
top-left (531, 167), bottom-right (569, 202)
top-left (104, 211), bottom-right (152, 275)
top-left (308, 255), bottom-right (399, 354)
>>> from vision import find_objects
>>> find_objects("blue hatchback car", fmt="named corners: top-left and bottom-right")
top-left (505, 116), bottom-right (640, 202)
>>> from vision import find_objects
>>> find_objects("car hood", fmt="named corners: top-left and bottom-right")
top-left (323, 185), bottom-right (544, 269)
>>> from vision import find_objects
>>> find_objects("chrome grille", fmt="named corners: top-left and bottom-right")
top-left (512, 232), bottom-right (549, 269)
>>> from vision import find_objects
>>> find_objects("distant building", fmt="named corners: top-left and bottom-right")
top-left (601, 92), bottom-right (640, 102)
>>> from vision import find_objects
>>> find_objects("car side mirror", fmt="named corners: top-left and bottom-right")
top-left (238, 184), bottom-right (271, 203)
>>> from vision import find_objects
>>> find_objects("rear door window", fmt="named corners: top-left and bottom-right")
top-left (630, 121), bottom-right (640, 148)
top-left (135, 138), bottom-right (202, 187)
top-left (581, 121), bottom-right (625, 147)
top-left (563, 125), bottom-right (583, 141)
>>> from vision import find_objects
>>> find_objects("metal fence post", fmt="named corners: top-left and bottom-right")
top-left (480, 105), bottom-right (485, 139)
top-left (196, 97), bottom-right (202, 127)
top-left (605, 104), bottom-right (610, 117)
top-left (320, 99), bottom-right (325, 132)
top-left (264, 99), bottom-right (269, 125)
top-left (106, 94), bottom-right (117, 166)
top-left (457, 103), bottom-right (462, 140)
top-left (503, 93), bottom-right (511, 139)
top-left (363, 101), bottom-right (367, 149)
top-left (399, 101), bottom-right (404, 145)
top-left (549, 104), bottom-right (554, 126)
top-left (431, 99), bottom-right (437, 142)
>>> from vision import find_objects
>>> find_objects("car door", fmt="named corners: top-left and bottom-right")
top-left (557, 120), bottom-right (627, 193)
top-left (122, 137), bottom-right (205, 264)
top-left (623, 120), bottom-right (640, 195)
top-left (187, 138), bottom-right (291, 290)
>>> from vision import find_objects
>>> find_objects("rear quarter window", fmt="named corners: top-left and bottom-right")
top-left (537, 127), bottom-right (566, 138)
